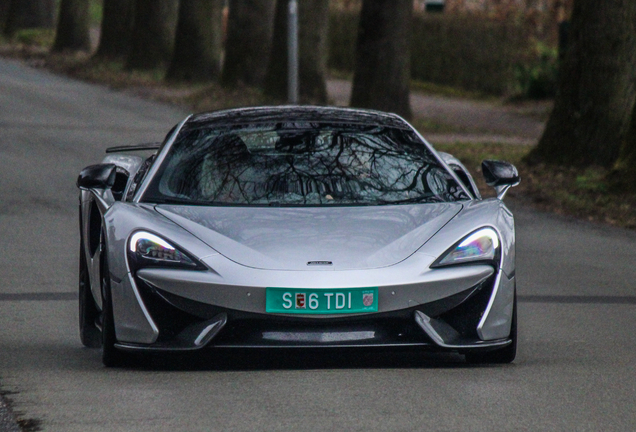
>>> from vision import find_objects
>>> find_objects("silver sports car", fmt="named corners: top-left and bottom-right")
top-left (77, 106), bottom-right (520, 367)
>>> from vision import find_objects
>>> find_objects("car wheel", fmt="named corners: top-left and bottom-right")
top-left (100, 237), bottom-right (128, 368)
top-left (79, 239), bottom-right (101, 348)
top-left (465, 292), bottom-right (517, 365)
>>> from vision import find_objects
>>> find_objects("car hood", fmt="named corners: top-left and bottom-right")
top-left (155, 203), bottom-right (462, 271)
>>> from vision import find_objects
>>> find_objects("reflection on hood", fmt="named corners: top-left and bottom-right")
top-left (155, 203), bottom-right (462, 270)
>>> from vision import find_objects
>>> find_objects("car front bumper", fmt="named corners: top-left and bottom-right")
top-left (109, 260), bottom-right (515, 353)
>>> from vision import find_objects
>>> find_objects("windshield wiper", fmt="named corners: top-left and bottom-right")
top-left (377, 195), bottom-right (443, 205)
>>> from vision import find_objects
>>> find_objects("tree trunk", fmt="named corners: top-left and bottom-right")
top-left (166, 0), bottom-right (224, 82)
top-left (95, 0), bottom-right (136, 59)
top-left (0, 0), bottom-right (11, 33)
top-left (350, 0), bottom-right (412, 120)
top-left (4, 0), bottom-right (55, 37)
top-left (527, 0), bottom-right (636, 168)
top-left (126, 0), bottom-right (179, 71)
top-left (297, 0), bottom-right (329, 103)
top-left (263, 0), bottom-right (288, 101)
top-left (52, 0), bottom-right (91, 52)
top-left (263, 0), bottom-right (329, 104)
top-left (351, 0), bottom-right (413, 119)
top-left (611, 103), bottom-right (636, 193)
top-left (222, 0), bottom-right (276, 87)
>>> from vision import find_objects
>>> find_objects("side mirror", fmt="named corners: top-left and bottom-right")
top-left (481, 160), bottom-right (520, 200)
top-left (77, 163), bottom-right (117, 189)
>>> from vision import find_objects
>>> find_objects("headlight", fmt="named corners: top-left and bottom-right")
top-left (431, 227), bottom-right (501, 268)
top-left (128, 231), bottom-right (204, 270)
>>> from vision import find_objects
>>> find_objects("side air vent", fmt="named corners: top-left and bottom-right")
top-left (88, 201), bottom-right (101, 257)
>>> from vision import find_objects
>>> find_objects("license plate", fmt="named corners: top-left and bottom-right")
top-left (266, 287), bottom-right (378, 314)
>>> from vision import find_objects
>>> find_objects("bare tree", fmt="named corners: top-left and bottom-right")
top-left (350, 0), bottom-right (412, 119)
top-left (222, 0), bottom-right (276, 87)
top-left (166, 0), bottom-right (225, 82)
top-left (264, 0), bottom-right (330, 103)
top-left (126, 0), bottom-right (179, 70)
top-left (3, 0), bottom-right (55, 37)
top-left (52, 0), bottom-right (91, 52)
top-left (527, 0), bottom-right (636, 167)
top-left (95, 0), bottom-right (136, 59)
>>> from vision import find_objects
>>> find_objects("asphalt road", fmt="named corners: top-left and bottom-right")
top-left (1, 57), bottom-right (636, 431)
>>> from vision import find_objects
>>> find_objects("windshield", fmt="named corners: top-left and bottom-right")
top-left (142, 122), bottom-right (469, 206)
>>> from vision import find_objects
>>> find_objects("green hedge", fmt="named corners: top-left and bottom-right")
top-left (329, 11), bottom-right (533, 96)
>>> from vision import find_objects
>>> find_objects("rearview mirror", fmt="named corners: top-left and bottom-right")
top-left (77, 163), bottom-right (117, 189)
top-left (481, 160), bottom-right (520, 200)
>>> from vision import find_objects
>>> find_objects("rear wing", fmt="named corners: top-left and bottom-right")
top-left (105, 142), bottom-right (160, 153)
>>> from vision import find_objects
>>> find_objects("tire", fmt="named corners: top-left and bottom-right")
top-left (465, 292), bottom-right (517, 365)
top-left (100, 238), bottom-right (128, 368)
top-left (79, 239), bottom-right (101, 348)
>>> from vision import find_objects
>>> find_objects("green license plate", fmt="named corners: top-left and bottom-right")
top-left (266, 287), bottom-right (378, 314)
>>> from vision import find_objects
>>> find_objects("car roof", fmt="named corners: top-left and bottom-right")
top-left (185, 106), bottom-right (410, 130)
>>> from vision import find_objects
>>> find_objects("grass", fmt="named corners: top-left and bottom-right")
top-left (14, 49), bottom-right (272, 111)
top-left (432, 142), bottom-right (636, 229)
top-left (15, 29), bottom-right (56, 46)
top-left (411, 117), bottom-right (467, 134)
top-left (410, 79), bottom-right (494, 101)
top-left (328, 70), bottom-right (493, 101)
